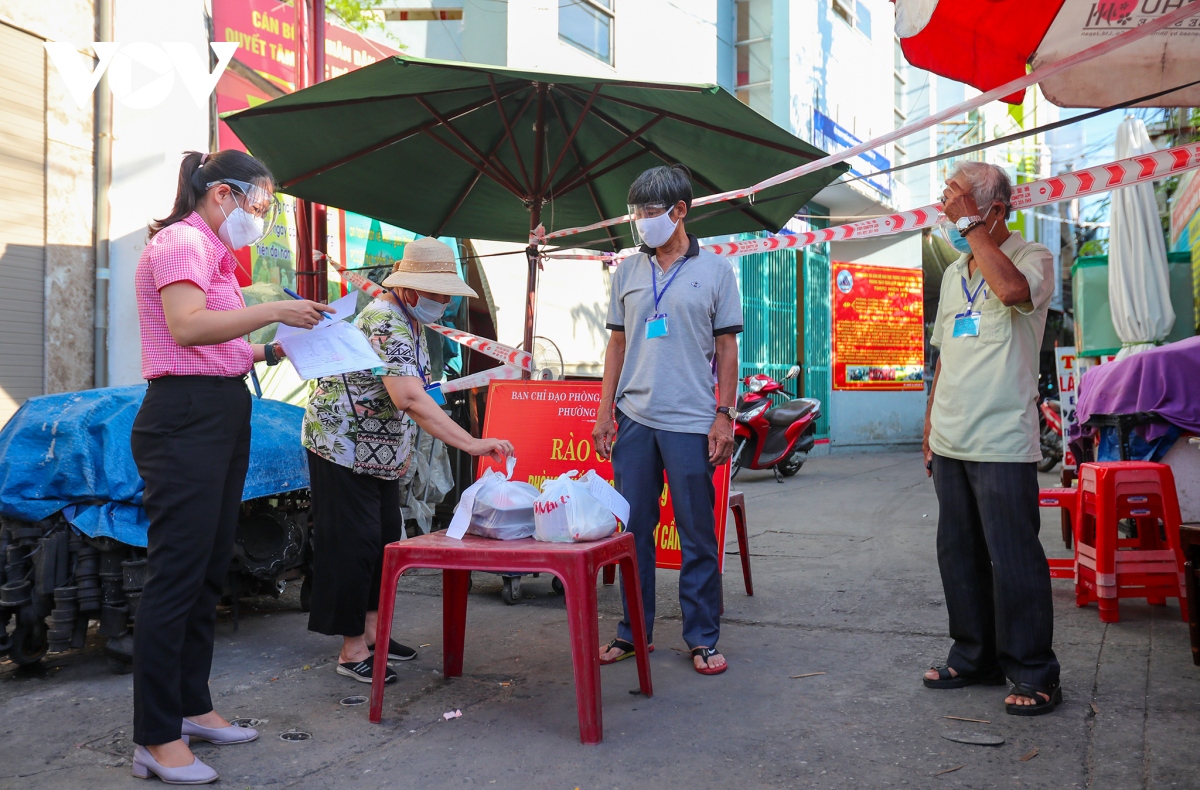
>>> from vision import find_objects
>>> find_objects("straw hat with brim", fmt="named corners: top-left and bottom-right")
top-left (381, 237), bottom-right (478, 297)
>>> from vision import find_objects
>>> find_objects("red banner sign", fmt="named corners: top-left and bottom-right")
top-left (212, 0), bottom-right (401, 151)
top-left (832, 262), bottom-right (924, 391)
top-left (478, 381), bottom-right (729, 571)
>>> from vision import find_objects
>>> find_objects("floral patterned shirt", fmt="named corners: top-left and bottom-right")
top-left (302, 298), bottom-right (429, 473)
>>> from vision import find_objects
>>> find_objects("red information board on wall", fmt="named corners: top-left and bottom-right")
top-left (478, 381), bottom-right (729, 571)
top-left (831, 262), bottom-right (924, 391)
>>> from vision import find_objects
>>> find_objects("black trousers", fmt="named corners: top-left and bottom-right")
top-left (130, 376), bottom-right (251, 746)
top-left (612, 411), bottom-right (720, 649)
top-left (932, 454), bottom-right (1061, 688)
top-left (306, 451), bottom-right (404, 637)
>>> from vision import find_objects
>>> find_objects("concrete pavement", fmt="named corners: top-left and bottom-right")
top-left (2, 451), bottom-right (1197, 788)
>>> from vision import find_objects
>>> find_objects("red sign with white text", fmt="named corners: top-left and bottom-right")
top-left (479, 381), bottom-right (729, 571)
top-left (832, 262), bottom-right (924, 390)
top-left (211, 0), bottom-right (402, 151)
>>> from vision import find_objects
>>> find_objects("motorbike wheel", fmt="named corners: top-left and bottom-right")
top-left (730, 436), bottom-right (748, 480)
top-left (1037, 440), bottom-right (1062, 473)
top-left (10, 622), bottom-right (48, 666)
top-left (1036, 409), bottom-right (1061, 473)
top-left (777, 448), bottom-right (807, 477)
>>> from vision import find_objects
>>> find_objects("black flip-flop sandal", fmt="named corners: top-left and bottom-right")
top-left (923, 664), bottom-right (1006, 689)
top-left (1005, 682), bottom-right (1062, 716)
top-left (599, 638), bottom-right (654, 665)
top-left (691, 646), bottom-right (727, 675)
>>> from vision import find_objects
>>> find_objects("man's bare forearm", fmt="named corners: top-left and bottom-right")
top-left (598, 332), bottom-right (626, 416)
top-left (715, 334), bottom-right (738, 408)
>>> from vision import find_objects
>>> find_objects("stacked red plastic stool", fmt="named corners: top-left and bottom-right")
top-left (1074, 461), bottom-right (1189, 623)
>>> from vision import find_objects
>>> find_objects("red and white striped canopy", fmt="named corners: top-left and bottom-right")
top-left (894, 0), bottom-right (1200, 107)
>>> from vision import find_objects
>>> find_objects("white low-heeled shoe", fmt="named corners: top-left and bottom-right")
top-left (132, 745), bottom-right (218, 784)
top-left (181, 718), bottom-right (259, 744)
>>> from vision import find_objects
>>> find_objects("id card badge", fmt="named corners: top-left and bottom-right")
top-left (424, 382), bottom-right (446, 405)
top-left (952, 311), bottom-right (981, 338)
top-left (645, 313), bottom-right (669, 339)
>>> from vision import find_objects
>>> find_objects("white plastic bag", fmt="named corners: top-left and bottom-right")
top-left (533, 470), bottom-right (629, 543)
top-left (447, 457), bottom-right (538, 540)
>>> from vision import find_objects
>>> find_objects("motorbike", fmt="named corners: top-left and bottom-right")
top-left (1038, 397), bottom-right (1064, 473)
top-left (730, 366), bottom-right (821, 482)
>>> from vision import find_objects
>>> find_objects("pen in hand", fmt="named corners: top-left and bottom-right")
top-left (282, 287), bottom-right (333, 320)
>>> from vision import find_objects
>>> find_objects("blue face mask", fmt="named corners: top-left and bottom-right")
top-left (945, 225), bottom-right (973, 253)
top-left (942, 211), bottom-right (1003, 254)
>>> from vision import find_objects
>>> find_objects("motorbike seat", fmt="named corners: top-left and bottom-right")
top-left (765, 398), bottom-right (819, 428)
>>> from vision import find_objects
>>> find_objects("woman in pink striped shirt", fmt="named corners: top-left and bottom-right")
top-left (129, 150), bottom-right (328, 784)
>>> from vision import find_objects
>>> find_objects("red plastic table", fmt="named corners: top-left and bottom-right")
top-left (369, 531), bottom-right (652, 744)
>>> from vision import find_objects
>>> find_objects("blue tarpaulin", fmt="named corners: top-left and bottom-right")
top-left (0, 386), bottom-right (308, 547)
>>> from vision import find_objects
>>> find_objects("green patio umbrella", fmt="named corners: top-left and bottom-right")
top-left (225, 55), bottom-right (847, 352)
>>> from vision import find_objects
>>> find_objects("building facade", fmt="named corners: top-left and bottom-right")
top-left (0, 1), bottom-right (99, 424)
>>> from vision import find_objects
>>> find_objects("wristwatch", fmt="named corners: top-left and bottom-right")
top-left (264, 342), bottom-right (282, 366)
top-left (717, 406), bottom-right (737, 421)
top-left (956, 215), bottom-right (985, 235)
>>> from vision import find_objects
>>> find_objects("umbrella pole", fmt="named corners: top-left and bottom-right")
top-left (524, 242), bottom-right (538, 379)
top-left (523, 84), bottom-right (548, 378)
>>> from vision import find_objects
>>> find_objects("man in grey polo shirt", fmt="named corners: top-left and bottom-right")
top-left (593, 164), bottom-right (742, 676)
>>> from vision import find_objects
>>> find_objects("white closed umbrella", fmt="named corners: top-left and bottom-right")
top-left (1109, 116), bottom-right (1174, 360)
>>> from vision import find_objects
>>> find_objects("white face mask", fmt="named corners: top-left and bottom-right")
top-left (634, 210), bottom-right (679, 249)
top-left (216, 199), bottom-right (265, 250)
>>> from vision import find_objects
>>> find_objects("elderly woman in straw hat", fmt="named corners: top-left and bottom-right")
top-left (301, 237), bottom-right (514, 684)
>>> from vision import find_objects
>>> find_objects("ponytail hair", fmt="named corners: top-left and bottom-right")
top-left (149, 149), bottom-right (274, 238)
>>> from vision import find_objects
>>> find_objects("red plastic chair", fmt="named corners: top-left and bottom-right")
top-left (1040, 487), bottom-right (1079, 580)
top-left (369, 532), bottom-right (652, 744)
top-left (1075, 462), bottom-right (1188, 623)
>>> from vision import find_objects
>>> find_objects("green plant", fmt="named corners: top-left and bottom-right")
top-left (326, 0), bottom-right (405, 48)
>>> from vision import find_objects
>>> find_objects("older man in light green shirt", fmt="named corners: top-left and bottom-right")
top-left (920, 161), bottom-right (1062, 718)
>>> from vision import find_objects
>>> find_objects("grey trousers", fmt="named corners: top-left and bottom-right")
top-left (932, 454), bottom-right (1061, 688)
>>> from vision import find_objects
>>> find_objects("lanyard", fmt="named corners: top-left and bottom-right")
top-left (960, 274), bottom-right (987, 311)
top-left (397, 301), bottom-right (430, 385)
top-left (651, 255), bottom-right (691, 313)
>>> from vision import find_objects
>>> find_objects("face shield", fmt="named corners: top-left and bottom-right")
top-left (207, 178), bottom-right (281, 245)
top-left (627, 201), bottom-right (677, 248)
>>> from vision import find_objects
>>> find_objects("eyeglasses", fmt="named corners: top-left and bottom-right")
top-left (206, 178), bottom-right (280, 222)
top-left (628, 202), bottom-right (671, 220)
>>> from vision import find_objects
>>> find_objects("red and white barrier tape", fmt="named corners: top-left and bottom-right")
top-left (322, 253), bottom-right (387, 298)
top-left (424, 325), bottom-right (534, 372)
top-left (438, 365), bottom-right (524, 393)
top-left (533, 1), bottom-right (1200, 246)
top-left (704, 141), bottom-right (1200, 258)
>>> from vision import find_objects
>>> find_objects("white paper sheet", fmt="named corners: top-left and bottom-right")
top-left (274, 292), bottom-right (360, 341)
top-left (277, 319), bottom-right (381, 379)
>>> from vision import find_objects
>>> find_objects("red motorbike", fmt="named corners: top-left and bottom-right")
top-left (731, 366), bottom-right (821, 482)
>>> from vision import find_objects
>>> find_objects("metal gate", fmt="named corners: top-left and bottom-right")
top-left (737, 239), bottom-right (797, 396)
top-left (799, 217), bottom-right (832, 439)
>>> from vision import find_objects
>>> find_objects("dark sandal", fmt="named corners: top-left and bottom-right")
top-left (923, 664), bottom-right (1006, 689)
top-left (1005, 682), bottom-right (1062, 716)
top-left (599, 638), bottom-right (654, 665)
top-left (691, 646), bottom-right (727, 675)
